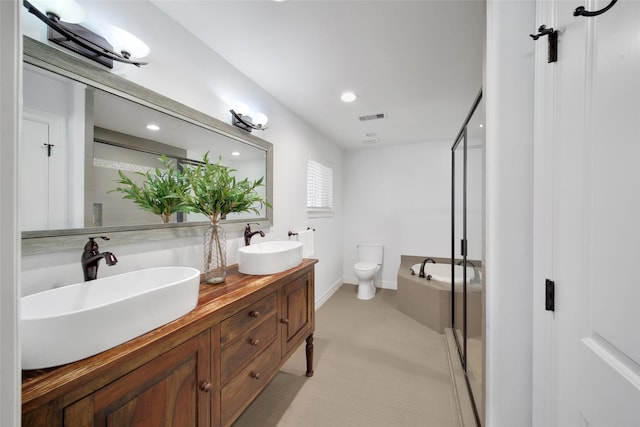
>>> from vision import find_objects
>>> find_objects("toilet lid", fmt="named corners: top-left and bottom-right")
top-left (354, 262), bottom-right (378, 271)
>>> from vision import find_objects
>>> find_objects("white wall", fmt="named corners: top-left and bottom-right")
top-left (343, 140), bottom-right (451, 288)
top-left (20, 1), bottom-right (345, 307)
top-left (485, 1), bottom-right (535, 425)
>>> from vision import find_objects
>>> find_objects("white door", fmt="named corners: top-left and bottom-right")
top-left (21, 118), bottom-right (51, 231)
top-left (533, 1), bottom-right (640, 425)
top-left (20, 113), bottom-right (67, 231)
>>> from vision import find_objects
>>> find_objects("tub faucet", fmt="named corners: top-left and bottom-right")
top-left (418, 258), bottom-right (437, 278)
top-left (244, 223), bottom-right (265, 246)
top-left (81, 236), bottom-right (118, 281)
top-left (457, 260), bottom-right (481, 283)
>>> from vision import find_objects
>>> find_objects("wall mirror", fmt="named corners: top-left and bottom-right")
top-left (22, 37), bottom-right (273, 255)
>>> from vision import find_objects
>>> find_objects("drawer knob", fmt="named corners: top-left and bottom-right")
top-left (250, 338), bottom-right (260, 346)
top-left (199, 381), bottom-right (212, 392)
top-left (251, 371), bottom-right (261, 380)
top-left (249, 310), bottom-right (260, 318)
top-left (280, 318), bottom-right (289, 324)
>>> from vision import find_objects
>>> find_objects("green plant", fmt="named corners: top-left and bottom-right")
top-left (110, 155), bottom-right (189, 223)
top-left (181, 153), bottom-right (269, 282)
top-left (180, 153), bottom-right (268, 225)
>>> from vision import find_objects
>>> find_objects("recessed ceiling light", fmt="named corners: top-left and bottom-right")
top-left (341, 91), bottom-right (357, 103)
top-left (479, 124), bottom-right (484, 128)
top-left (146, 124), bottom-right (160, 131)
top-left (231, 151), bottom-right (240, 156)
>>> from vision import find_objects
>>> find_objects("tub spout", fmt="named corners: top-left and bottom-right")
top-left (457, 260), bottom-right (481, 283)
top-left (418, 258), bottom-right (436, 278)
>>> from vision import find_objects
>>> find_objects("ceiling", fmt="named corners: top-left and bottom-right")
top-left (151, 0), bottom-right (485, 150)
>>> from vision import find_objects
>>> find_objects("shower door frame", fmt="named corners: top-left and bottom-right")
top-left (451, 89), bottom-right (483, 426)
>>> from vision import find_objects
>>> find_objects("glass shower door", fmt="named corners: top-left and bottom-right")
top-left (465, 97), bottom-right (485, 422)
top-left (452, 130), bottom-right (466, 364)
top-left (451, 90), bottom-right (484, 425)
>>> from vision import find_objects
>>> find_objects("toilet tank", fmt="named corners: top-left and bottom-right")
top-left (357, 243), bottom-right (384, 264)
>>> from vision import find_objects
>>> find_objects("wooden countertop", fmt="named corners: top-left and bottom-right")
top-left (21, 259), bottom-right (318, 413)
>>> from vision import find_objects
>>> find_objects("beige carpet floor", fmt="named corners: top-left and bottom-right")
top-left (232, 284), bottom-right (461, 427)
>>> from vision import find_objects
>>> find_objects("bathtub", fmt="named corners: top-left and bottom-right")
top-left (410, 262), bottom-right (478, 285)
top-left (397, 256), bottom-right (482, 334)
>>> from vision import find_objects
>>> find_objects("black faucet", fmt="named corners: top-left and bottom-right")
top-left (244, 223), bottom-right (265, 246)
top-left (81, 236), bottom-right (118, 281)
top-left (418, 258), bottom-right (437, 278)
top-left (457, 260), bottom-right (482, 283)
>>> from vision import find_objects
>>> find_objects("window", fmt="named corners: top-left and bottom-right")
top-left (306, 159), bottom-right (334, 217)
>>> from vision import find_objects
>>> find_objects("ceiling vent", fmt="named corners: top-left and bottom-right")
top-left (358, 112), bottom-right (386, 121)
top-left (362, 138), bottom-right (380, 145)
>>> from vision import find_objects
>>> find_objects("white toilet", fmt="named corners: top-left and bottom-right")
top-left (353, 243), bottom-right (384, 300)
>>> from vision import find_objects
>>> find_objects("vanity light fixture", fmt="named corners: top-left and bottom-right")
top-left (23, 0), bottom-right (150, 68)
top-left (230, 106), bottom-right (269, 132)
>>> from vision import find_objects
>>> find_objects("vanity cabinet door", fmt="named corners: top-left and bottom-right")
top-left (280, 272), bottom-right (313, 356)
top-left (64, 331), bottom-right (212, 427)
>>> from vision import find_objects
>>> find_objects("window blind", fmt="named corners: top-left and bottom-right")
top-left (307, 159), bottom-right (333, 214)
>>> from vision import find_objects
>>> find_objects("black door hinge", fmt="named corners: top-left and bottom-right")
top-left (545, 279), bottom-right (555, 311)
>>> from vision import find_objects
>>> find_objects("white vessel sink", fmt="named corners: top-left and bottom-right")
top-left (21, 266), bottom-right (201, 370)
top-left (238, 241), bottom-right (303, 275)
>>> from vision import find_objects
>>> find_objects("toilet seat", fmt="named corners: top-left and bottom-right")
top-left (354, 262), bottom-right (378, 271)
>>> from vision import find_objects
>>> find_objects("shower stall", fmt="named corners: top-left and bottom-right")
top-left (451, 90), bottom-right (484, 425)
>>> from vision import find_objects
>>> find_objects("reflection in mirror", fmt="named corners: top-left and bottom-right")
top-left (22, 63), bottom-right (268, 233)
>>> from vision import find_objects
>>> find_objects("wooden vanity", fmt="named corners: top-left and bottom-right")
top-left (22, 259), bottom-right (317, 427)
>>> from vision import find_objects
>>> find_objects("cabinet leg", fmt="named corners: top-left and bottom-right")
top-left (305, 334), bottom-right (314, 377)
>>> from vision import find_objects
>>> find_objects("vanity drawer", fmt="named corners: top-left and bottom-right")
top-left (221, 313), bottom-right (277, 383)
top-left (220, 292), bottom-right (277, 345)
top-left (220, 340), bottom-right (280, 426)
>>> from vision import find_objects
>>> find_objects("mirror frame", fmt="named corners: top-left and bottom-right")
top-left (22, 36), bottom-right (273, 256)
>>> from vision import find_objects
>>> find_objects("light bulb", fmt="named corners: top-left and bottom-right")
top-left (31, 0), bottom-right (86, 23)
top-left (232, 102), bottom-right (249, 116)
top-left (252, 112), bottom-right (269, 127)
top-left (101, 25), bottom-right (150, 58)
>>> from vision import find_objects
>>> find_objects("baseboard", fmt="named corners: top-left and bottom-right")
top-left (343, 275), bottom-right (397, 290)
top-left (315, 278), bottom-right (343, 309)
top-left (380, 279), bottom-right (397, 290)
top-left (444, 328), bottom-right (478, 427)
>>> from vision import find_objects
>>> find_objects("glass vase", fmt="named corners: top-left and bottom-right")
top-left (204, 223), bottom-right (226, 284)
